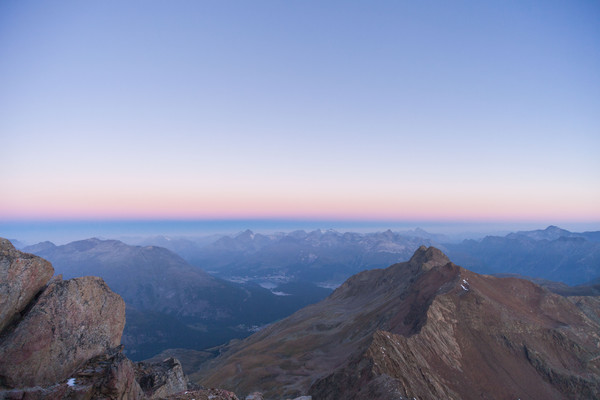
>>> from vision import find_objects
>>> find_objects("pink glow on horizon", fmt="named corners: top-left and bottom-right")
top-left (1, 190), bottom-right (598, 222)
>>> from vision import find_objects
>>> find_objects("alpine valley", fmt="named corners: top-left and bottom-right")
top-left (22, 238), bottom-right (330, 360)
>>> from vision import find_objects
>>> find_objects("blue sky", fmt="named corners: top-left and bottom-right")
top-left (1, 1), bottom-right (599, 225)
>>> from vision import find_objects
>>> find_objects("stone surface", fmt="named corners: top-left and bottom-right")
top-left (0, 238), bottom-right (54, 333)
top-left (164, 388), bottom-right (239, 400)
top-left (136, 357), bottom-right (188, 399)
top-left (71, 346), bottom-right (145, 400)
top-left (0, 275), bottom-right (125, 388)
top-left (0, 346), bottom-right (198, 400)
top-left (0, 346), bottom-right (144, 400)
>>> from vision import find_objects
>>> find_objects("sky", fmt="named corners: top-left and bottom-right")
top-left (1, 1), bottom-right (599, 230)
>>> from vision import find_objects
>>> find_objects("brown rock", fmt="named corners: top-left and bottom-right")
top-left (135, 358), bottom-right (188, 399)
top-left (71, 346), bottom-right (145, 400)
top-left (0, 346), bottom-right (199, 400)
top-left (0, 276), bottom-right (125, 388)
top-left (0, 238), bottom-right (54, 333)
top-left (164, 388), bottom-right (239, 400)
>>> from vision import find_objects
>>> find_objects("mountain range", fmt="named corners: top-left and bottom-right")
top-left (131, 226), bottom-right (600, 287)
top-left (20, 225), bottom-right (600, 365)
top-left (7, 231), bottom-right (600, 399)
top-left (137, 229), bottom-right (437, 286)
top-left (445, 225), bottom-right (600, 285)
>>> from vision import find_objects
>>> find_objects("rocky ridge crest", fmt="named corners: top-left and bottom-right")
top-left (196, 246), bottom-right (600, 399)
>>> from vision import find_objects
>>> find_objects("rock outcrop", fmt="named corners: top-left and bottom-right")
top-left (0, 274), bottom-right (126, 387)
top-left (0, 238), bottom-right (54, 333)
top-left (0, 238), bottom-right (194, 399)
top-left (195, 246), bottom-right (600, 399)
top-left (135, 358), bottom-right (188, 399)
top-left (165, 388), bottom-right (240, 400)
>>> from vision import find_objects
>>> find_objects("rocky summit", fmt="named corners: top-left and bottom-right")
top-left (0, 238), bottom-right (209, 400)
top-left (195, 246), bottom-right (600, 399)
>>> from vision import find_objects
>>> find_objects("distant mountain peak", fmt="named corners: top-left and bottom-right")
top-left (236, 229), bottom-right (255, 240)
top-left (22, 241), bottom-right (56, 254)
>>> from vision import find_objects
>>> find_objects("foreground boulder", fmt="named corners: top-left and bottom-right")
top-left (136, 357), bottom-right (188, 399)
top-left (0, 347), bottom-right (204, 400)
top-left (0, 238), bottom-right (54, 333)
top-left (0, 275), bottom-right (125, 387)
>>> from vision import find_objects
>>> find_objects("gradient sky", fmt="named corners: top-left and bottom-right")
top-left (1, 1), bottom-right (599, 223)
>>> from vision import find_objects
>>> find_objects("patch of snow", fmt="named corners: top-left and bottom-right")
top-left (461, 284), bottom-right (469, 291)
top-left (316, 282), bottom-right (342, 290)
top-left (463, 279), bottom-right (468, 284)
top-left (236, 324), bottom-right (265, 332)
top-left (259, 282), bottom-right (277, 290)
top-left (226, 276), bottom-right (251, 284)
top-left (67, 378), bottom-right (76, 387)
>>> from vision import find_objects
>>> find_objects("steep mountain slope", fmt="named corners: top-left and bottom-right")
top-left (25, 238), bottom-right (223, 316)
top-left (445, 226), bottom-right (600, 285)
top-left (194, 247), bottom-right (600, 399)
top-left (25, 239), bottom-right (331, 360)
